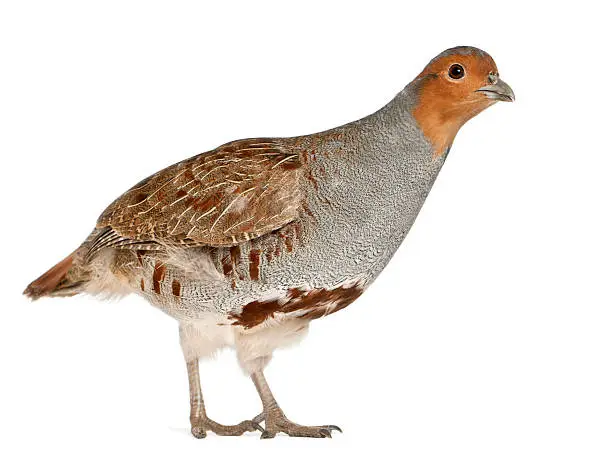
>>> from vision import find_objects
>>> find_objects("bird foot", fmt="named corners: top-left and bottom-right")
top-left (257, 411), bottom-right (342, 439)
top-left (190, 417), bottom-right (263, 438)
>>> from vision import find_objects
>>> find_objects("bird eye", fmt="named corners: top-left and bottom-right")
top-left (448, 64), bottom-right (465, 79)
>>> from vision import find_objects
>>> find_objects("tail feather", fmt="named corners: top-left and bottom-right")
top-left (23, 254), bottom-right (83, 300)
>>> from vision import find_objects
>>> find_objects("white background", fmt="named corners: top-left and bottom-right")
top-left (1, 1), bottom-right (610, 449)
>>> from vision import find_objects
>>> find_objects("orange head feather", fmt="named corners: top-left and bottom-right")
top-left (411, 46), bottom-right (514, 158)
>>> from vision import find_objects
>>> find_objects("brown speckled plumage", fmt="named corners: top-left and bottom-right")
top-left (23, 46), bottom-right (514, 439)
top-left (94, 138), bottom-right (302, 251)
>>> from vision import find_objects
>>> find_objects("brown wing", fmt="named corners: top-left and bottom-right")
top-left (94, 138), bottom-right (303, 251)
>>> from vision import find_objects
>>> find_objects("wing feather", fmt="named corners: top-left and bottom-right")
top-left (95, 138), bottom-right (303, 251)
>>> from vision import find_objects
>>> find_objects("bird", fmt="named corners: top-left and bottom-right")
top-left (24, 46), bottom-right (514, 439)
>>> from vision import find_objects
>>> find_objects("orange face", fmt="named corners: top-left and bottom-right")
top-left (412, 47), bottom-right (514, 158)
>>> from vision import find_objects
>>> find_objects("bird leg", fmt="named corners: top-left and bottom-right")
top-left (250, 369), bottom-right (342, 439)
top-left (186, 359), bottom-right (263, 438)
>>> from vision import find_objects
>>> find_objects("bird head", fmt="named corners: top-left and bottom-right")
top-left (410, 46), bottom-right (514, 158)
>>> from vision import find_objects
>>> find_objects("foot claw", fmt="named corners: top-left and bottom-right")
top-left (260, 413), bottom-right (342, 438)
top-left (319, 428), bottom-right (332, 438)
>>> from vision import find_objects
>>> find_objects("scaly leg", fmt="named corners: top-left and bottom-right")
top-left (250, 369), bottom-right (342, 439)
top-left (186, 359), bottom-right (263, 438)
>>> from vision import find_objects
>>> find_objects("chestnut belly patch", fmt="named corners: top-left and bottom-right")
top-left (229, 283), bottom-right (364, 329)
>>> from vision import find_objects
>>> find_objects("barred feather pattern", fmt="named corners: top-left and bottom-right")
top-left (95, 138), bottom-right (303, 251)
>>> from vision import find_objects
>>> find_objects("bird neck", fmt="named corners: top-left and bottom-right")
top-left (380, 81), bottom-right (454, 159)
top-left (395, 76), bottom-right (492, 159)
top-left (298, 92), bottom-right (449, 283)
top-left (306, 88), bottom-right (448, 214)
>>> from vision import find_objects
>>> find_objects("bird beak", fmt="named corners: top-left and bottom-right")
top-left (476, 79), bottom-right (515, 102)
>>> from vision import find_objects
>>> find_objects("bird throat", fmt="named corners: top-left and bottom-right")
top-left (416, 114), bottom-right (461, 159)
top-left (410, 79), bottom-right (489, 159)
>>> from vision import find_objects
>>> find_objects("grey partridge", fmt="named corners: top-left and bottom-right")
top-left (24, 46), bottom-right (514, 439)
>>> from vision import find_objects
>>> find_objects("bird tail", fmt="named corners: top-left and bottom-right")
top-left (23, 251), bottom-right (90, 300)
